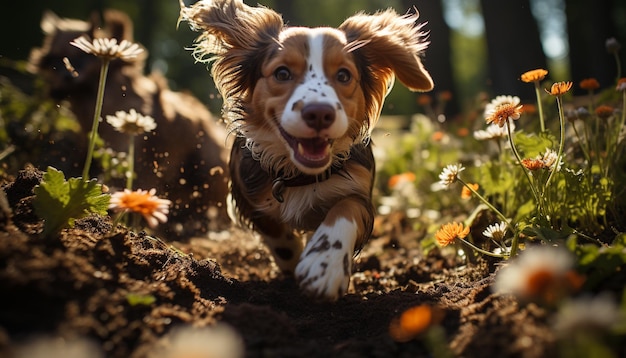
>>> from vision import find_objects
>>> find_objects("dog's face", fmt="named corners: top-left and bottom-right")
top-left (182, 0), bottom-right (433, 176)
top-left (250, 27), bottom-right (370, 175)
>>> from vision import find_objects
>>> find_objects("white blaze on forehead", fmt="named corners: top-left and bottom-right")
top-left (280, 28), bottom-right (349, 139)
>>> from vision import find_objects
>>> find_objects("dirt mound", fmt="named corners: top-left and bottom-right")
top-left (0, 167), bottom-right (553, 357)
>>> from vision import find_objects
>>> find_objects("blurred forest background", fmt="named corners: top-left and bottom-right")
top-left (1, 0), bottom-right (625, 122)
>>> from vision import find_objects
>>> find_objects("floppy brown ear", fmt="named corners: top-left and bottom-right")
top-left (179, 0), bottom-right (285, 106)
top-left (103, 10), bottom-right (135, 42)
top-left (339, 9), bottom-right (434, 92)
top-left (40, 10), bottom-right (61, 35)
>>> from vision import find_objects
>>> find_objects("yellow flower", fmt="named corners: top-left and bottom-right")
top-left (546, 81), bottom-right (573, 96)
top-left (520, 69), bottom-right (548, 83)
top-left (109, 188), bottom-right (171, 228)
top-left (579, 78), bottom-right (600, 91)
top-left (435, 222), bottom-right (470, 247)
top-left (70, 36), bottom-right (144, 61)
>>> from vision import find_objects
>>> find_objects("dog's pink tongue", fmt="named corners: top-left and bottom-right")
top-left (296, 137), bottom-right (331, 167)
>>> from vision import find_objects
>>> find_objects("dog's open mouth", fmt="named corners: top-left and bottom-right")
top-left (280, 128), bottom-right (332, 168)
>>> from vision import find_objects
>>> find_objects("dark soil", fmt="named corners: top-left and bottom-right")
top-left (0, 166), bottom-right (555, 357)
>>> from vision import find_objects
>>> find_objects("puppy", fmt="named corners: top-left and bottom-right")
top-left (29, 10), bottom-right (231, 237)
top-left (180, 0), bottom-right (433, 299)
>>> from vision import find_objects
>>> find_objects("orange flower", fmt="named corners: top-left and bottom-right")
top-left (461, 183), bottom-right (479, 199)
top-left (389, 305), bottom-right (443, 342)
top-left (438, 90), bottom-right (453, 101)
top-left (521, 69), bottom-right (548, 83)
top-left (616, 78), bottom-right (626, 92)
top-left (417, 94), bottom-right (432, 106)
top-left (595, 105), bottom-right (614, 119)
top-left (522, 103), bottom-right (537, 115)
top-left (546, 81), bottom-right (573, 96)
top-left (494, 246), bottom-right (584, 305)
top-left (109, 188), bottom-right (171, 228)
top-left (435, 222), bottom-right (470, 246)
top-left (579, 78), bottom-right (600, 91)
top-left (485, 103), bottom-right (523, 127)
top-left (431, 131), bottom-right (445, 142)
top-left (388, 172), bottom-right (416, 189)
top-left (456, 127), bottom-right (469, 137)
top-left (521, 158), bottom-right (545, 171)
top-left (484, 95), bottom-right (523, 127)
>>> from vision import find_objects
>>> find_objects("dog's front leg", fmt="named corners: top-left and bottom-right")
top-left (295, 195), bottom-right (374, 300)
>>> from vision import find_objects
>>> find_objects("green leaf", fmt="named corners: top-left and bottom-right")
top-left (513, 131), bottom-right (556, 158)
top-left (33, 167), bottom-right (110, 237)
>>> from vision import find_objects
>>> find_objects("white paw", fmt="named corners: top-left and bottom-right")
top-left (295, 218), bottom-right (357, 300)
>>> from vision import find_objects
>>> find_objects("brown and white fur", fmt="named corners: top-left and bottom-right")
top-left (180, 0), bottom-right (433, 300)
top-left (29, 10), bottom-right (231, 237)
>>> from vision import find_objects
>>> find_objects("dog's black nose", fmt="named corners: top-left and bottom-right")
top-left (302, 103), bottom-right (335, 131)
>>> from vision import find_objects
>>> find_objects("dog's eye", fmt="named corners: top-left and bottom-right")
top-left (274, 67), bottom-right (292, 81)
top-left (336, 69), bottom-right (352, 83)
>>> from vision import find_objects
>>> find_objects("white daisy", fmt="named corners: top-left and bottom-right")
top-left (541, 148), bottom-right (562, 171)
top-left (484, 95), bottom-right (521, 118)
top-left (438, 163), bottom-right (465, 188)
top-left (474, 122), bottom-right (514, 141)
top-left (553, 294), bottom-right (622, 336)
top-left (70, 36), bottom-right (144, 61)
top-left (482, 221), bottom-right (508, 241)
top-left (493, 246), bottom-right (582, 303)
top-left (153, 324), bottom-right (244, 358)
top-left (106, 109), bottom-right (156, 135)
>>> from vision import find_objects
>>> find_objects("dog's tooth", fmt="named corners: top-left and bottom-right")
top-left (298, 142), bottom-right (305, 156)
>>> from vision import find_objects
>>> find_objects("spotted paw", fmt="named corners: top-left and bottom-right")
top-left (295, 218), bottom-right (357, 300)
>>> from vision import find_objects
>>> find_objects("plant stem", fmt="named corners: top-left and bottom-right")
top-left (534, 81), bottom-right (546, 132)
top-left (458, 178), bottom-right (515, 234)
top-left (542, 94), bottom-right (567, 230)
top-left (509, 231), bottom-right (520, 257)
top-left (126, 134), bottom-right (135, 190)
top-left (459, 238), bottom-right (507, 258)
top-left (614, 52), bottom-right (622, 82)
top-left (615, 91), bottom-right (626, 165)
top-left (111, 212), bottom-right (126, 232)
top-left (544, 95), bottom-right (565, 190)
top-left (572, 123), bottom-right (591, 165)
top-left (506, 120), bottom-right (541, 205)
top-left (82, 59), bottom-right (110, 181)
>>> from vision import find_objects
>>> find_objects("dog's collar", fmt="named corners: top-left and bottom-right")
top-left (271, 164), bottom-right (343, 203)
